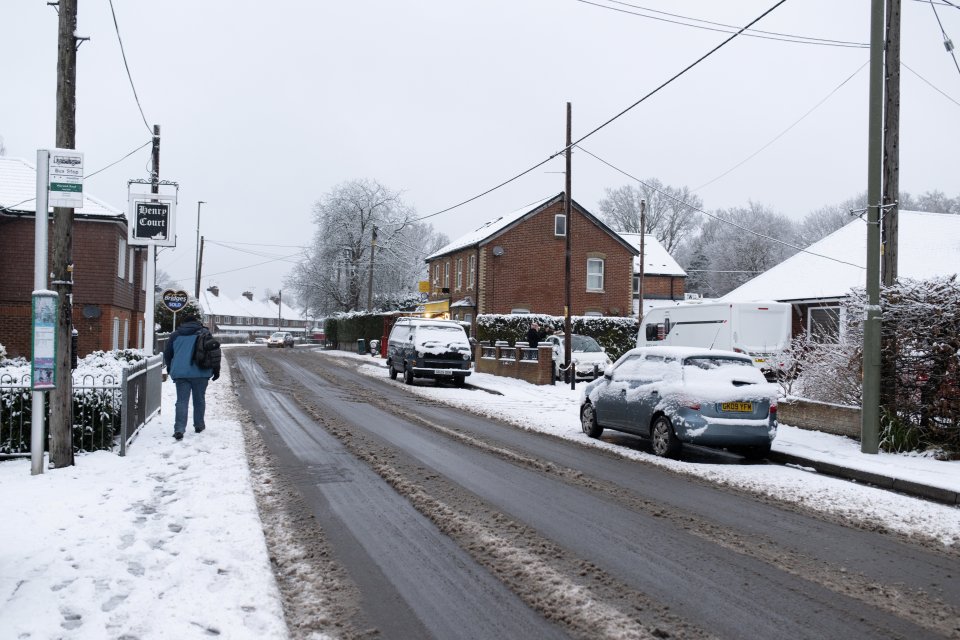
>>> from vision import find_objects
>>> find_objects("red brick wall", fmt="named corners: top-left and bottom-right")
top-left (0, 216), bottom-right (146, 358)
top-left (427, 200), bottom-right (634, 319)
top-left (643, 275), bottom-right (685, 299)
top-left (474, 344), bottom-right (554, 385)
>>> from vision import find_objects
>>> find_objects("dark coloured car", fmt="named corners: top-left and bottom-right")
top-left (579, 346), bottom-right (778, 459)
top-left (386, 318), bottom-right (472, 386)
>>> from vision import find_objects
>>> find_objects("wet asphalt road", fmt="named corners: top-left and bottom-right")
top-left (232, 346), bottom-right (960, 640)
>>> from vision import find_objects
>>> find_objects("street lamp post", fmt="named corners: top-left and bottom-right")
top-left (194, 200), bottom-right (205, 298)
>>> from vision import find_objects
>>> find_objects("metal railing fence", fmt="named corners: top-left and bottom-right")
top-left (0, 353), bottom-right (163, 458)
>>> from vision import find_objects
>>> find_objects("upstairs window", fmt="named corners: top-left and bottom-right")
top-left (456, 258), bottom-right (463, 291)
top-left (443, 262), bottom-right (450, 289)
top-left (467, 255), bottom-right (476, 290)
top-left (587, 258), bottom-right (604, 291)
top-left (117, 238), bottom-right (127, 279)
top-left (554, 214), bottom-right (567, 237)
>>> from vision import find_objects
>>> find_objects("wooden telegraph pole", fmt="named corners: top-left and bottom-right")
top-left (564, 102), bottom-right (574, 390)
top-left (880, 0), bottom-right (901, 413)
top-left (49, 0), bottom-right (79, 468)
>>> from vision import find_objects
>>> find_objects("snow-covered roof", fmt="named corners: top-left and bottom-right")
top-left (722, 210), bottom-right (960, 303)
top-left (427, 193), bottom-right (637, 260)
top-left (618, 233), bottom-right (686, 276)
top-left (199, 290), bottom-right (302, 322)
top-left (427, 195), bottom-right (557, 259)
top-left (0, 156), bottom-right (123, 218)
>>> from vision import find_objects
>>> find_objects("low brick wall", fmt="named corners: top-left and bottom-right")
top-left (474, 343), bottom-right (554, 385)
top-left (779, 398), bottom-right (861, 439)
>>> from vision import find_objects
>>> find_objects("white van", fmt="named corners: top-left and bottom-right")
top-left (638, 301), bottom-right (792, 377)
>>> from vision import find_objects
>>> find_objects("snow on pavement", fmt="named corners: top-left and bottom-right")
top-left (0, 362), bottom-right (288, 640)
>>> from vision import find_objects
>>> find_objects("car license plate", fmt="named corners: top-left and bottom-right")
top-left (754, 357), bottom-right (765, 364)
top-left (721, 401), bottom-right (753, 413)
top-left (433, 369), bottom-right (453, 375)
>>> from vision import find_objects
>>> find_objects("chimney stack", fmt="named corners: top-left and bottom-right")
top-left (242, 291), bottom-right (253, 301)
top-left (206, 285), bottom-right (220, 297)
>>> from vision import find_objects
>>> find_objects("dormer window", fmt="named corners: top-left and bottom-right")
top-left (554, 214), bottom-right (567, 237)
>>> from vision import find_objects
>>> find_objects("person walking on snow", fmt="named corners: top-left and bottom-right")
top-left (163, 308), bottom-right (219, 440)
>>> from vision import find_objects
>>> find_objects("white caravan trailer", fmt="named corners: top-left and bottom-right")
top-left (638, 301), bottom-right (792, 377)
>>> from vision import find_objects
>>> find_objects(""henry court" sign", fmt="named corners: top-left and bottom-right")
top-left (128, 193), bottom-right (177, 246)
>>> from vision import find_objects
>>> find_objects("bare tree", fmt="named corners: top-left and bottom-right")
top-left (287, 179), bottom-right (446, 316)
top-left (685, 203), bottom-right (799, 296)
top-left (597, 180), bottom-right (703, 253)
top-left (797, 193), bottom-right (865, 247)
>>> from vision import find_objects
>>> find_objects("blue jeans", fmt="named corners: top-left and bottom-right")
top-left (174, 377), bottom-right (209, 434)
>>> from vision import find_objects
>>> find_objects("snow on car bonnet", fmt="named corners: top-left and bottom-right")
top-left (416, 326), bottom-right (470, 354)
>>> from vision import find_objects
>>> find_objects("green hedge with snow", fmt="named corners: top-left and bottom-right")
top-left (476, 314), bottom-right (638, 361)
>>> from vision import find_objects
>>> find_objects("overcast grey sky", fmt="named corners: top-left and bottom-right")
top-left (2, 0), bottom-right (958, 301)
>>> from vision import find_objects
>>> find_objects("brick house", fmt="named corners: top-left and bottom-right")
top-left (619, 232), bottom-right (687, 315)
top-left (0, 157), bottom-right (147, 358)
top-left (424, 193), bottom-right (638, 329)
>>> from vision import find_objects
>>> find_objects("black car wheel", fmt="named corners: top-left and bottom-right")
top-left (580, 402), bottom-right (603, 438)
top-left (388, 360), bottom-right (398, 380)
top-left (651, 415), bottom-right (681, 458)
top-left (404, 366), bottom-right (414, 385)
top-left (740, 443), bottom-right (772, 460)
top-left (453, 375), bottom-right (466, 387)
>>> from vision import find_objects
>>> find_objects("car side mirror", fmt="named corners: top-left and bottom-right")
top-left (603, 365), bottom-right (614, 379)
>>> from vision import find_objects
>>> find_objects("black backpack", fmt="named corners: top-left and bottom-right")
top-left (192, 327), bottom-right (222, 370)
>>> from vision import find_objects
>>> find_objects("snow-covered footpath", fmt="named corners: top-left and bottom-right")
top-left (0, 361), bottom-right (288, 639)
top-left (2, 348), bottom-right (959, 638)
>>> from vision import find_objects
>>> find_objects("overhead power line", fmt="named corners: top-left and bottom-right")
top-left (107, 0), bottom-right (152, 134)
top-left (903, 62), bottom-right (960, 106)
top-left (85, 140), bottom-right (152, 181)
top-left (412, 0), bottom-right (790, 224)
top-left (575, 144), bottom-right (866, 269)
top-left (574, 0), bottom-right (868, 48)
top-left (927, 0), bottom-right (960, 77)
top-left (694, 60), bottom-right (869, 192)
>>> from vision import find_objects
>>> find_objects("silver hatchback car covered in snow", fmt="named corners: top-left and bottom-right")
top-left (579, 346), bottom-right (778, 459)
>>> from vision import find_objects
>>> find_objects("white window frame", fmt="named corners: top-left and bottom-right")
top-left (112, 317), bottom-right (120, 350)
top-left (467, 255), bottom-right (476, 290)
top-left (137, 319), bottom-right (143, 349)
top-left (433, 263), bottom-right (440, 285)
top-left (443, 262), bottom-right (450, 289)
top-left (456, 258), bottom-right (463, 291)
top-left (117, 238), bottom-right (126, 279)
top-left (554, 214), bottom-right (567, 237)
top-left (128, 248), bottom-right (135, 283)
top-left (123, 318), bottom-right (130, 349)
top-left (587, 258), bottom-right (604, 292)
top-left (141, 259), bottom-right (147, 291)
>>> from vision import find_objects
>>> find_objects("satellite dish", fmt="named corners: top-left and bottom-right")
top-left (492, 246), bottom-right (504, 256)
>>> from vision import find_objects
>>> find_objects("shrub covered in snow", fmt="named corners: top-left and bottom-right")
top-left (476, 314), bottom-right (638, 361)
top-left (789, 276), bottom-right (960, 457)
top-left (0, 350), bottom-right (147, 454)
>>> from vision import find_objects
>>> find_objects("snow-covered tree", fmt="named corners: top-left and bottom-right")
top-left (597, 180), bottom-right (703, 253)
top-left (683, 203), bottom-right (799, 296)
top-left (287, 179), bottom-right (447, 317)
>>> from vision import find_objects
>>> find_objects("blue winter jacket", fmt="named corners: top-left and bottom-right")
top-left (163, 320), bottom-right (214, 380)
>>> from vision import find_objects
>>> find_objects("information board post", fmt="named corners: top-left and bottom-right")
top-left (32, 151), bottom-right (51, 475)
